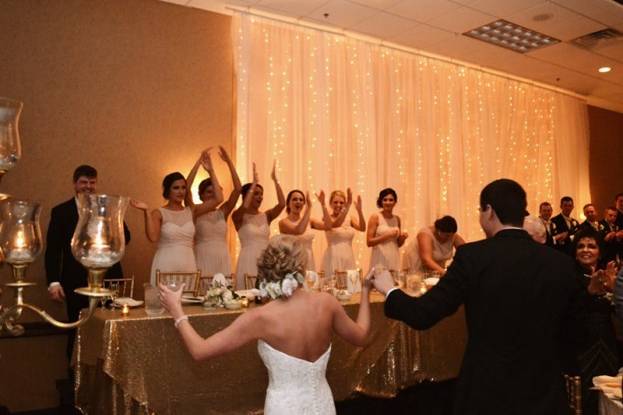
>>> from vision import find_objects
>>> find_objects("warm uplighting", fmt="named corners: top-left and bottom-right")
top-left (598, 66), bottom-right (612, 73)
top-left (0, 98), bottom-right (129, 336)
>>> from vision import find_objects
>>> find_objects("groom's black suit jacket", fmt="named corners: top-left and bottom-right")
top-left (385, 229), bottom-right (583, 415)
top-left (45, 198), bottom-right (130, 321)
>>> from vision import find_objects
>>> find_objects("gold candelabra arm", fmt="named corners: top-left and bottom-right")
top-left (0, 297), bottom-right (99, 332)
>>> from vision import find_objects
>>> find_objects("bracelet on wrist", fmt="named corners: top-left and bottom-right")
top-left (174, 315), bottom-right (189, 328)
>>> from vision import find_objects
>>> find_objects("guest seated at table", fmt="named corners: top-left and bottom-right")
top-left (570, 228), bottom-right (620, 415)
top-left (402, 215), bottom-right (465, 275)
top-left (159, 235), bottom-right (373, 415)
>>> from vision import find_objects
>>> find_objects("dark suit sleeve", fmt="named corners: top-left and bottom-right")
top-left (384, 247), bottom-right (468, 330)
top-left (123, 221), bottom-right (131, 245)
top-left (44, 206), bottom-right (63, 285)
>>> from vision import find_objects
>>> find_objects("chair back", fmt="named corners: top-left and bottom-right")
top-left (156, 270), bottom-right (200, 295)
top-left (104, 276), bottom-right (135, 298)
top-left (244, 274), bottom-right (257, 290)
top-left (334, 271), bottom-right (348, 290)
top-left (564, 374), bottom-right (582, 415)
top-left (196, 276), bottom-right (214, 296)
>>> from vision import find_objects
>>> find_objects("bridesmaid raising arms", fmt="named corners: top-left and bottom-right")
top-left (322, 189), bottom-right (366, 277)
top-left (278, 190), bottom-right (331, 271)
top-left (232, 162), bottom-right (285, 288)
top-left (131, 151), bottom-right (221, 284)
top-left (367, 188), bottom-right (408, 272)
top-left (186, 146), bottom-right (242, 278)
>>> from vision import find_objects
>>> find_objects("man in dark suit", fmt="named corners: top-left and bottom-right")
top-left (538, 201), bottom-right (554, 247)
top-left (579, 203), bottom-right (603, 233)
top-left (372, 179), bottom-right (582, 415)
top-left (601, 206), bottom-right (621, 265)
top-left (551, 196), bottom-right (580, 256)
top-left (45, 165), bottom-right (130, 358)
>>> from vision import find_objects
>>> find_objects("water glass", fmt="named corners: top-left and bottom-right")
top-left (144, 283), bottom-right (164, 316)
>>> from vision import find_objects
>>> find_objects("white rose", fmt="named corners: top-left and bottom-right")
top-left (222, 290), bottom-right (233, 302)
top-left (281, 276), bottom-right (298, 297)
top-left (266, 282), bottom-right (282, 299)
top-left (259, 282), bottom-right (268, 298)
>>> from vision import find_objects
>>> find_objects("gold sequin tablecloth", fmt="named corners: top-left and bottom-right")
top-left (75, 294), bottom-right (466, 414)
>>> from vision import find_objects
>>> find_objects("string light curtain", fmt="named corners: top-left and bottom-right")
top-left (232, 12), bottom-right (590, 269)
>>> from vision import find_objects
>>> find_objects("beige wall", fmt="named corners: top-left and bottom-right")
top-left (588, 105), bottom-right (623, 213)
top-left (0, 0), bottom-right (232, 411)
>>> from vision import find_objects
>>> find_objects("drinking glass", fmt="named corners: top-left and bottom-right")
top-left (144, 283), bottom-right (164, 316)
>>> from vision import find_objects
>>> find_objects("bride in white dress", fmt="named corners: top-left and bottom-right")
top-left (278, 189), bottom-right (331, 272)
top-left (159, 236), bottom-right (372, 415)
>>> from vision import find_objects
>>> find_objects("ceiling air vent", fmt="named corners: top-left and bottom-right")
top-left (572, 28), bottom-right (623, 49)
top-left (464, 19), bottom-right (559, 53)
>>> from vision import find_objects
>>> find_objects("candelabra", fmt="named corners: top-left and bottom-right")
top-left (0, 97), bottom-right (128, 335)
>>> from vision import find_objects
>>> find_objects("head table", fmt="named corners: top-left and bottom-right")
top-left (74, 292), bottom-right (466, 414)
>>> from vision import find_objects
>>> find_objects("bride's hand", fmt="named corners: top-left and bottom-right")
top-left (362, 268), bottom-right (375, 290)
top-left (159, 283), bottom-right (185, 319)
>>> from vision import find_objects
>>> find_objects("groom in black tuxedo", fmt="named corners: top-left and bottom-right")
top-left (373, 179), bottom-right (583, 415)
top-left (45, 165), bottom-right (131, 358)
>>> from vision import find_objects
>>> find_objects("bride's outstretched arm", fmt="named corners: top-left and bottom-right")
top-left (331, 270), bottom-right (372, 347)
top-left (159, 284), bottom-right (261, 361)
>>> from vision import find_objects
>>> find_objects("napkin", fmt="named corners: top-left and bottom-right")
top-left (213, 273), bottom-right (228, 286)
top-left (346, 270), bottom-right (361, 293)
top-left (113, 297), bottom-right (143, 307)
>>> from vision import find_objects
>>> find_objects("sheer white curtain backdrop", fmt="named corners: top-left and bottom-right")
top-left (232, 12), bottom-right (590, 270)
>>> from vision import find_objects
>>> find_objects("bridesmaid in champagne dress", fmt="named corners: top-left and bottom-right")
top-left (131, 152), bottom-right (222, 284)
top-left (367, 188), bottom-right (408, 271)
top-left (186, 146), bottom-right (241, 278)
top-left (232, 162), bottom-right (285, 288)
top-left (278, 190), bottom-right (331, 272)
top-left (322, 189), bottom-right (366, 277)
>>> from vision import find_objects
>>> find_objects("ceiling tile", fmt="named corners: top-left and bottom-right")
top-left (532, 66), bottom-right (602, 95)
top-left (348, 0), bottom-right (403, 10)
top-left (350, 11), bottom-right (418, 39)
top-left (594, 41), bottom-right (623, 63)
top-left (421, 34), bottom-right (486, 62)
top-left (509, 2), bottom-right (606, 41)
top-left (387, 0), bottom-right (462, 23)
top-left (256, 0), bottom-right (328, 16)
top-left (529, 42), bottom-right (622, 83)
top-left (390, 24), bottom-right (455, 49)
top-left (552, 0), bottom-right (623, 32)
top-left (426, 6), bottom-right (496, 34)
top-left (305, 0), bottom-right (378, 28)
top-left (464, 0), bottom-right (547, 19)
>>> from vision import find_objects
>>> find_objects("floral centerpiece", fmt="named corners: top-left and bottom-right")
top-left (203, 282), bottom-right (240, 309)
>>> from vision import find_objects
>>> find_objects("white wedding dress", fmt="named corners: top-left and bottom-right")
top-left (258, 340), bottom-right (336, 415)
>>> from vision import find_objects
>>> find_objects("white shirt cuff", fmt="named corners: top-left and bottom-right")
top-left (385, 287), bottom-right (400, 298)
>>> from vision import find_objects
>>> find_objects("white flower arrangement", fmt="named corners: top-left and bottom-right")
top-left (203, 281), bottom-right (239, 308)
top-left (259, 272), bottom-right (304, 300)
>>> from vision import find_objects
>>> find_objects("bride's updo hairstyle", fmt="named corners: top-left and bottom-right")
top-left (257, 235), bottom-right (305, 283)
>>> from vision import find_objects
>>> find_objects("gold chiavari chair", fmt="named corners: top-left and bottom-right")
top-left (103, 276), bottom-right (135, 298)
top-left (334, 271), bottom-right (348, 290)
top-left (195, 275), bottom-right (214, 297)
top-left (156, 270), bottom-right (200, 296)
top-left (564, 374), bottom-right (582, 415)
top-left (244, 274), bottom-right (258, 290)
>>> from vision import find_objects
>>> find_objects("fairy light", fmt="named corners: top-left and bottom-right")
top-left (232, 11), bottom-right (589, 263)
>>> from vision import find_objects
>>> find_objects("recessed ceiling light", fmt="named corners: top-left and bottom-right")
top-left (598, 66), bottom-right (612, 73)
top-left (464, 19), bottom-right (560, 53)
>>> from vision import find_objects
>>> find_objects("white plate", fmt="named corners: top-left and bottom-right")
top-left (113, 297), bottom-right (144, 308)
top-left (181, 296), bottom-right (204, 304)
top-left (224, 301), bottom-right (242, 310)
